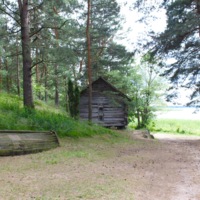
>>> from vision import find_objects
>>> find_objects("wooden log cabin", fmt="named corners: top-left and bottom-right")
top-left (79, 77), bottom-right (130, 128)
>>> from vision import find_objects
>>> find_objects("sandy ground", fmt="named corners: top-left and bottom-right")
top-left (0, 133), bottom-right (200, 200)
top-left (151, 133), bottom-right (200, 200)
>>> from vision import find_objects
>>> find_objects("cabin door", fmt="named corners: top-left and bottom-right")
top-left (98, 104), bottom-right (104, 121)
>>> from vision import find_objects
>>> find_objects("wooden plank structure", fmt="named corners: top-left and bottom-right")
top-left (79, 77), bottom-right (130, 128)
top-left (0, 130), bottom-right (59, 156)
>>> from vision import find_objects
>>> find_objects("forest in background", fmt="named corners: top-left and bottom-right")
top-left (0, 0), bottom-right (199, 128)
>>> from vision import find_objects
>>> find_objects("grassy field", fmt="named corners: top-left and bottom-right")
top-left (1, 131), bottom-right (200, 200)
top-left (1, 92), bottom-right (200, 137)
top-left (1, 94), bottom-right (200, 199)
top-left (152, 118), bottom-right (200, 136)
top-left (0, 93), bottom-right (113, 138)
top-left (152, 106), bottom-right (200, 135)
top-left (0, 134), bottom-right (146, 200)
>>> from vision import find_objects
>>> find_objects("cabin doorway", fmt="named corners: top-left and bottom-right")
top-left (98, 104), bottom-right (104, 121)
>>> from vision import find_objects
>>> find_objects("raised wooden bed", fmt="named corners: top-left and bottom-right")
top-left (0, 130), bottom-right (60, 156)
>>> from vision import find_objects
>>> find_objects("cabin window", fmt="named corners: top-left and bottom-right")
top-left (98, 106), bottom-right (104, 121)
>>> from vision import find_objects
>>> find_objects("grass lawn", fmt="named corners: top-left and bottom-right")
top-left (0, 133), bottom-right (149, 200)
top-left (152, 118), bottom-right (200, 136)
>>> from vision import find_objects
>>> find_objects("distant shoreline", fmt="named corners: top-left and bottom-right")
top-left (156, 106), bottom-right (200, 120)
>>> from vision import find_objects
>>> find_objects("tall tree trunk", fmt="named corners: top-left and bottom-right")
top-left (136, 109), bottom-right (141, 128)
top-left (5, 59), bottom-right (10, 93)
top-left (0, 58), bottom-right (2, 91)
top-left (44, 63), bottom-right (48, 102)
top-left (35, 48), bottom-right (39, 82)
top-left (54, 64), bottom-right (59, 107)
top-left (53, 6), bottom-right (60, 107)
top-left (16, 37), bottom-right (20, 96)
top-left (35, 47), bottom-right (42, 99)
top-left (86, 0), bottom-right (92, 122)
top-left (64, 76), bottom-right (69, 113)
top-left (18, 0), bottom-right (34, 108)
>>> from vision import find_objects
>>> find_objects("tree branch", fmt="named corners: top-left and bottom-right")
top-left (0, 6), bottom-right (21, 25)
top-left (31, 59), bottom-right (43, 69)
top-left (0, 29), bottom-right (21, 38)
top-left (29, 19), bottom-right (69, 38)
top-left (28, 2), bottom-right (44, 11)
top-left (5, 51), bottom-right (22, 58)
top-left (17, 0), bottom-right (22, 11)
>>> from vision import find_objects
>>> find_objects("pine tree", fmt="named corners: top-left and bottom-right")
top-left (74, 85), bottom-right (80, 119)
top-left (67, 79), bottom-right (80, 119)
top-left (153, 0), bottom-right (200, 106)
top-left (131, 0), bottom-right (200, 106)
top-left (68, 79), bottom-right (75, 118)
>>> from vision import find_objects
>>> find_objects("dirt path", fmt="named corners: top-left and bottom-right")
top-left (0, 133), bottom-right (200, 199)
top-left (141, 134), bottom-right (200, 200)
top-left (150, 133), bottom-right (200, 200)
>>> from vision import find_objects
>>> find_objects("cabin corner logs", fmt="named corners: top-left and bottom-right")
top-left (79, 77), bottom-right (129, 128)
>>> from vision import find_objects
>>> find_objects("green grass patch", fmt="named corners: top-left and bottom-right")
top-left (151, 118), bottom-right (200, 136)
top-left (0, 135), bottom-right (142, 199)
top-left (0, 93), bottom-right (113, 137)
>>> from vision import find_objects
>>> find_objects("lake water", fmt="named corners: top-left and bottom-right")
top-left (156, 106), bottom-right (200, 120)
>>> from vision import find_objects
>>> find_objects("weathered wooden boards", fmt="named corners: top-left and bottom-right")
top-left (80, 77), bottom-right (129, 128)
top-left (0, 130), bottom-right (60, 156)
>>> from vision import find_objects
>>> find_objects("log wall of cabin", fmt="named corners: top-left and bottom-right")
top-left (79, 81), bottom-right (128, 127)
